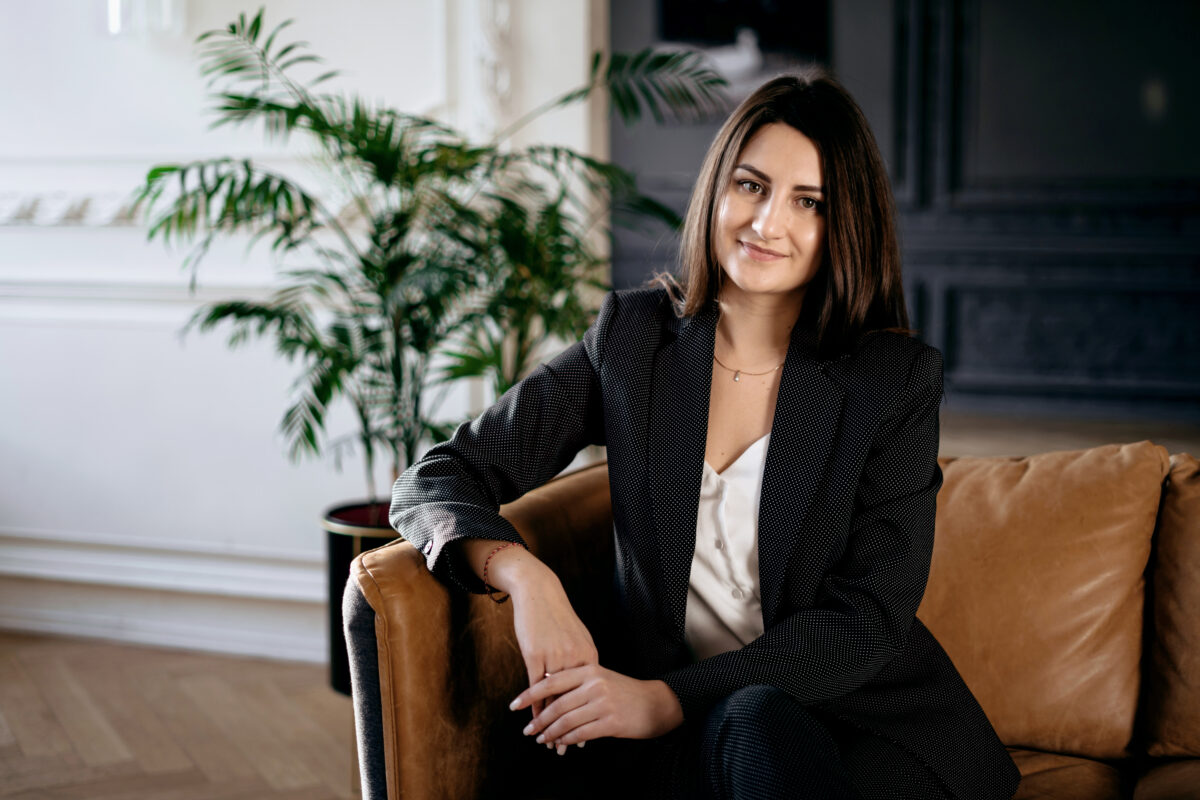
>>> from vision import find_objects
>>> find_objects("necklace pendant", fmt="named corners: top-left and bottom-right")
top-left (733, 371), bottom-right (741, 382)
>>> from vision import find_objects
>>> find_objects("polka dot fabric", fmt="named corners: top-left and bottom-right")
top-left (390, 286), bottom-right (1020, 799)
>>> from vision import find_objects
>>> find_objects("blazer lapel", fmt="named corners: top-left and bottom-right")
top-left (757, 335), bottom-right (845, 627)
top-left (647, 301), bottom-right (846, 641)
top-left (647, 301), bottom-right (715, 642)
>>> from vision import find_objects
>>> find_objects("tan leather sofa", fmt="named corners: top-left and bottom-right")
top-left (347, 441), bottom-right (1200, 799)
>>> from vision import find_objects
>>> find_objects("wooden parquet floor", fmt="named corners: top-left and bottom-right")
top-left (0, 631), bottom-right (357, 799)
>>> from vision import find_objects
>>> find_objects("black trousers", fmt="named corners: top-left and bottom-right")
top-left (573, 685), bottom-right (952, 800)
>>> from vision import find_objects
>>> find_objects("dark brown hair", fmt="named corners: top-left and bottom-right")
top-left (645, 66), bottom-right (914, 357)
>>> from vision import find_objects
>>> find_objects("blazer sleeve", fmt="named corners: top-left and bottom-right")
top-left (657, 344), bottom-right (945, 721)
top-left (388, 290), bottom-right (615, 594)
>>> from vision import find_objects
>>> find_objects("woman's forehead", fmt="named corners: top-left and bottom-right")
top-left (735, 123), bottom-right (823, 186)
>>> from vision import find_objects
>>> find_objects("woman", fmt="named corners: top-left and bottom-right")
top-left (390, 68), bottom-right (1021, 799)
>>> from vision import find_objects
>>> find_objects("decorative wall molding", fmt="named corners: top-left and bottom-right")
top-left (0, 283), bottom-right (281, 331)
top-left (0, 529), bottom-right (328, 662)
top-left (890, 0), bottom-right (923, 208)
top-left (447, 0), bottom-right (519, 140)
top-left (0, 191), bottom-right (139, 227)
top-left (0, 187), bottom-right (367, 230)
top-left (0, 527), bottom-right (324, 602)
top-left (0, 577), bottom-right (326, 663)
top-left (481, 0), bottom-right (515, 131)
top-left (934, 0), bottom-right (1200, 211)
top-left (0, 156), bottom-right (315, 229)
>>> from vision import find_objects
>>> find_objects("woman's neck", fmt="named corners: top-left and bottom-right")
top-left (715, 289), bottom-right (806, 369)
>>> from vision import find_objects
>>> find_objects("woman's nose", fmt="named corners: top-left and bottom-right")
top-left (751, 197), bottom-right (787, 240)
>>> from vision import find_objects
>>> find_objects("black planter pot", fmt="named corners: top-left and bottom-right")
top-left (322, 500), bottom-right (397, 696)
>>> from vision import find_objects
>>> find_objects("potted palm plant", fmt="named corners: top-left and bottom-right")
top-left (132, 8), bottom-right (726, 691)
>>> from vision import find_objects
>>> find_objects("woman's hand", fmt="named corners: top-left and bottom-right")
top-left (458, 539), bottom-right (600, 752)
top-left (509, 564), bottom-right (599, 730)
top-left (510, 666), bottom-right (685, 750)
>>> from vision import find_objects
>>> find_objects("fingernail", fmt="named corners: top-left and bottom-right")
top-left (509, 698), bottom-right (520, 711)
top-left (536, 734), bottom-right (545, 744)
top-left (577, 742), bottom-right (585, 748)
top-left (557, 744), bottom-right (566, 756)
top-left (523, 723), bottom-right (533, 736)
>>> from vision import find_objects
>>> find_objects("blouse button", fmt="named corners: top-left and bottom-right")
top-left (714, 539), bottom-right (725, 550)
top-left (731, 588), bottom-right (745, 600)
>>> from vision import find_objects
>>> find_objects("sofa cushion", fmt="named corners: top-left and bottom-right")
top-left (918, 441), bottom-right (1170, 759)
top-left (1007, 749), bottom-right (1123, 800)
top-left (1145, 453), bottom-right (1200, 757)
top-left (1133, 760), bottom-right (1200, 799)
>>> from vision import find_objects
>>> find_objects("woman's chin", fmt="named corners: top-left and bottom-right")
top-left (726, 266), bottom-right (785, 289)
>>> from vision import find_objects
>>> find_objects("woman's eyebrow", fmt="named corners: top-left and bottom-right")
top-left (735, 163), bottom-right (825, 195)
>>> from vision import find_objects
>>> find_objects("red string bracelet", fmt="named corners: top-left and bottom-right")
top-left (482, 541), bottom-right (527, 604)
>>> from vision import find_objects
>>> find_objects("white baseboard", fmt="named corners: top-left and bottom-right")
top-left (0, 529), bottom-right (331, 663)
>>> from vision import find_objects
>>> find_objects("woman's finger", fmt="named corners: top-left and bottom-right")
top-left (524, 684), bottom-right (590, 739)
top-left (551, 718), bottom-right (608, 748)
top-left (524, 659), bottom-right (547, 718)
top-left (536, 701), bottom-right (601, 745)
top-left (511, 666), bottom-right (585, 711)
top-left (536, 669), bottom-right (554, 720)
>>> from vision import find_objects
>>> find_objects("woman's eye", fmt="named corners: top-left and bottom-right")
top-left (798, 197), bottom-right (818, 209)
top-left (738, 180), bottom-right (764, 194)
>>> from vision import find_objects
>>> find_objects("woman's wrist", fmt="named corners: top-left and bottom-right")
top-left (480, 541), bottom-right (526, 602)
top-left (650, 679), bottom-right (686, 732)
top-left (498, 553), bottom-right (561, 604)
top-left (476, 541), bottom-right (558, 600)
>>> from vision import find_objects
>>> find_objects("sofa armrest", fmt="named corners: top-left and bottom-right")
top-left (349, 461), bottom-right (613, 800)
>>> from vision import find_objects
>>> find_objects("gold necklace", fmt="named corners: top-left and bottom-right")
top-left (713, 351), bottom-right (784, 382)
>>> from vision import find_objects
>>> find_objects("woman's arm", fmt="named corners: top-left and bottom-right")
top-left (389, 291), bottom-right (615, 594)
top-left (389, 291), bottom-right (617, 748)
top-left (656, 345), bottom-right (945, 722)
top-left (459, 535), bottom-right (602, 736)
top-left (453, 539), bottom-right (595, 669)
top-left (455, 537), bottom-right (558, 596)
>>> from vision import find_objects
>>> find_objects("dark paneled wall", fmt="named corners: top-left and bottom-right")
top-left (609, 0), bottom-right (1200, 422)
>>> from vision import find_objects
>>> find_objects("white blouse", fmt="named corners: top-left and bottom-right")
top-left (684, 431), bottom-right (770, 662)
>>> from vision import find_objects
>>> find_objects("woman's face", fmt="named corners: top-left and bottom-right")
top-left (713, 122), bottom-right (827, 305)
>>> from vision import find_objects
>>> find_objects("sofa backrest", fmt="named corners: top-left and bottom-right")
top-left (917, 441), bottom-right (1170, 759)
top-left (1144, 452), bottom-right (1200, 757)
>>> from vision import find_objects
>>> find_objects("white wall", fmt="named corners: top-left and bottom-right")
top-left (0, 0), bottom-right (606, 662)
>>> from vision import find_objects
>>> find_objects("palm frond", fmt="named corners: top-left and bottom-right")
top-left (279, 323), bottom-right (368, 462)
top-left (495, 47), bottom-right (728, 143)
top-left (598, 48), bottom-right (729, 124)
top-left (143, 6), bottom-right (722, 485)
top-left (133, 158), bottom-right (324, 275)
top-left (134, 158), bottom-right (371, 293)
top-left (179, 299), bottom-right (324, 357)
top-left (196, 7), bottom-right (334, 92)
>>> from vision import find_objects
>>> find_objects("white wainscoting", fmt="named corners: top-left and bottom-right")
top-left (0, 577), bottom-right (328, 663)
top-left (0, 528), bottom-right (329, 662)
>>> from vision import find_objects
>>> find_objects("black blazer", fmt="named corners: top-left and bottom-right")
top-left (390, 286), bottom-right (1020, 799)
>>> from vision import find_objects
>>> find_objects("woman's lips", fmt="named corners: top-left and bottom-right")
top-left (739, 241), bottom-right (786, 261)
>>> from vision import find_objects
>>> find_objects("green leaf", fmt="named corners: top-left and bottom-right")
top-left (279, 54), bottom-right (321, 71)
top-left (262, 17), bottom-right (295, 57)
top-left (247, 9), bottom-right (262, 42)
top-left (272, 42), bottom-right (306, 61)
top-left (310, 69), bottom-right (342, 87)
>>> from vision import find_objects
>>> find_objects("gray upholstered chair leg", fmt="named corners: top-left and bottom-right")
top-left (342, 575), bottom-right (387, 800)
